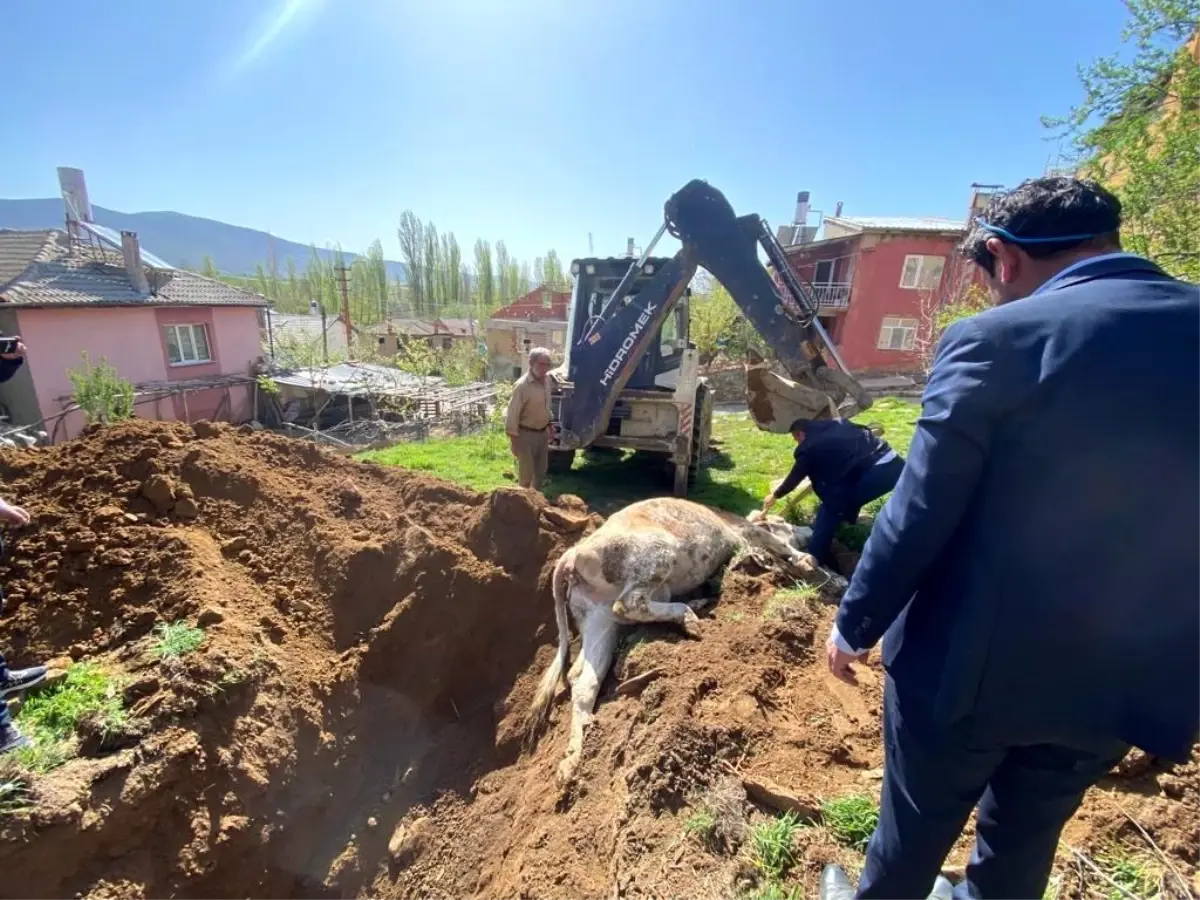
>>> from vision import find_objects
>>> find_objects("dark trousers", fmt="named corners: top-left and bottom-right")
top-left (858, 678), bottom-right (1128, 899)
top-left (809, 454), bottom-right (904, 567)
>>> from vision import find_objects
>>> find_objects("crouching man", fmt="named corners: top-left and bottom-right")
top-left (762, 417), bottom-right (904, 569)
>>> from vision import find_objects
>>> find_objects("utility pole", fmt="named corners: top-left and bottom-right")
top-left (335, 263), bottom-right (353, 360)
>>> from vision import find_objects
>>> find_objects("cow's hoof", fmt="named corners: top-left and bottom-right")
top-left (557, 756), bottom-right (579, 784)
top-left (682, 608), bottom-right (703, 638)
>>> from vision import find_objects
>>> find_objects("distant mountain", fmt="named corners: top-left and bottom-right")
top-left (0, 198), bottom-right (406, 280)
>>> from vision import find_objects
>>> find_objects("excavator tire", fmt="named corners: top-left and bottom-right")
top-left (547, 449), bottom-right (576, 475)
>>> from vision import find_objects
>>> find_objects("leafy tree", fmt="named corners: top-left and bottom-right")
top-left (474, 239), bottom-right (495, 313)
top-left (1045, 1), bottom-right (1199, 280)
top-left (68, 352), bottom-right (134, 425)
top-left (397, 211), bottom-right (426, 314)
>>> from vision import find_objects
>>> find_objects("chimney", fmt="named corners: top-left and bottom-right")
top-left (309, 299), bottom-right (319, 316)
top-left (834, 201), bottom-right (844, 217)
top-left (120, 231), bottom-right (151, 294)
top-left (626, 237), bottom-right (635, 257)
top-left (57, 167), bottom-right (93, 224)
top-left (794, 191), bottom-right (810, 226)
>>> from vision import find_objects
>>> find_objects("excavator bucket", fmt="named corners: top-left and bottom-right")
top-left (745, 361), bottom-right (841, 433)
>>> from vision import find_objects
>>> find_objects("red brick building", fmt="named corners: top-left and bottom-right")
top-left (780, 207), bottom-right (990, 373)
top-left (484, 284), bottom-right (572, 379)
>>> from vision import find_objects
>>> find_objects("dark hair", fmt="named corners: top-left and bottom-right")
top-left (787, 418), bottom-right (814, 433)
top-left (960, 177), bottom-right (1122, 276)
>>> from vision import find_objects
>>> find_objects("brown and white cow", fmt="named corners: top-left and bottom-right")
top-left (525, 497), bottom-right (838, 782)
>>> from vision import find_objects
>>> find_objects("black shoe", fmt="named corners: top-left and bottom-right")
top-left (0, 723), bottom-right (30, 754)
top-left (819, 865), bottom-right (857, 900)
top-left (0, 665), bottom-right (47, 698)
top-left (820, 866), bottom-right (958, 900)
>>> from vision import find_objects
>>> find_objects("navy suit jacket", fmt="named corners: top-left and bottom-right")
top-left (836, 254), bottom-right (1200, 762)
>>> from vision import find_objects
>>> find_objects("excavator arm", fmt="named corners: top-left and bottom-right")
top-left (556, 179), bottom-right (872, 450)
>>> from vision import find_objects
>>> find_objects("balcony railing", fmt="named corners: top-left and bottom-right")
top-left (810, 282), bottom-right (851, 310)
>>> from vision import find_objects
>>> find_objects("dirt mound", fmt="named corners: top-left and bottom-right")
top-left (0, 420), bottom-right (1194, 900)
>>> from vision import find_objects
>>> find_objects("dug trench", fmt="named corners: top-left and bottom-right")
top-left (0, 421), bottom-right (1194, 899)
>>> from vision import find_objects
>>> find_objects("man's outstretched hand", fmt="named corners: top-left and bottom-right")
top-left (0, 501), bottom-right (30, 527)
top-left (826, 635), bottom-right (867, 686)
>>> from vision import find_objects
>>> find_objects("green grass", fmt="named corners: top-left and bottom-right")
top-left (684, 807), bottom-right (717, 841)
top-left (12, 663), bottom-right (126, 773)
top-left (0, 776), bottom-right (32, 815)
top-left (748, 881), bottom-right (804, 900)
top-left (151, 621), bottom-right (206, 659)
top-left (763, 583), bottom-right (821, 620)
top-left (749, 811), bottom-right (803, 882)
top-left (821, 794), bottom-right (879, 852)
top-left (358, 397), bottom-right (921, 520)
top-left (1096, 847), bottom-right (1160, 900)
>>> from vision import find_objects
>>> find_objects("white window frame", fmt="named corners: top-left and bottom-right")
top-left (899, 254), bottom-right (946, 290)
top-left (877, 316), bottom-right (918, 351)
top-left (164, 323), bottom-right (212, 366)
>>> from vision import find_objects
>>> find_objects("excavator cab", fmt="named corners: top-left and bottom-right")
top-left (564, 257), bottom-right (691, 390)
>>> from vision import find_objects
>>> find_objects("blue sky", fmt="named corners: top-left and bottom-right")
top-left (1, 0), bottom-right (1132, 265)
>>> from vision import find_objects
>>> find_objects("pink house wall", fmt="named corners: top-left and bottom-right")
top-left (16, 305), bottom-right (262, 442)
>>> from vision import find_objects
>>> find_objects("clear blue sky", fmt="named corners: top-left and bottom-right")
top-left (0, 0), bottom-right (1132, 265)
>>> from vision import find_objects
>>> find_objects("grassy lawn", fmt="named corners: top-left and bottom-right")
top-left (358, 396), bottom-right (921, 519)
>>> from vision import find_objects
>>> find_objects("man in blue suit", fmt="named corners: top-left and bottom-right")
top-left (821, 177), bottom-right (1199, 899)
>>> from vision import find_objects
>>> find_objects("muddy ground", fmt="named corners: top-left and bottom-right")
top-left (0, 420), bottom-right (1194, 899)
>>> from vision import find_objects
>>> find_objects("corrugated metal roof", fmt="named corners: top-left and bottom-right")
top-left (0, 228), bottom-right (267, 308)
top-left (824, 215), bottom-right (965, 234)
top-left (273, 362), bottom-right (444, 397)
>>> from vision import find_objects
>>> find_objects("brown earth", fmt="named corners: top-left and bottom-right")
top-left (0, 420), bottom-right (1194, 899)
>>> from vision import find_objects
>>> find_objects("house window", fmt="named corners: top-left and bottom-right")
top-left (813, 259), bottom-right (835, 284)
top-left (877, 316), bottom-right (918, 351)
top-left (899, 254), bottom-right (946, 290)
top-left (164, 324), bottom-right (212, 365)
top-left (442, 337), bottom-right (453, 350)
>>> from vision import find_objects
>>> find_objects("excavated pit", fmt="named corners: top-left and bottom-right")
top-left (0, 420), bottom-right (1194, 900)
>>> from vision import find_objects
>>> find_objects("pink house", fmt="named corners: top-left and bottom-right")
top-left (0, 226), bottom-right (267, 443)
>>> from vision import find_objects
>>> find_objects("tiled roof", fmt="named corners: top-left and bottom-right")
top-left (0, 228), bottom-right (267, 308)
top-left (0, 230), bottom-right (56, 286)
top-left (365, 317), bottom-right (438, 336)
top-left (489, 285), bottom-right (571, 323)
top-left (265, 311), bottom-right (343, 344)
top-left (824, 215), bottom-right (965, 234)
top-left (435, 318), bottom-right (477, 337)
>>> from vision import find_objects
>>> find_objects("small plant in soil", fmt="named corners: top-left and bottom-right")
top-left (762, 584), bottom-right (820, 620)
top-left (0, 774), bottom-right (32, 815)
top-left (1096, 846), bottom-right (1161, 900)
top-left (748, 881), bottom-right (804, 900)
top-left (152, 621), bottom-right (206, 659)
top-left (12, 663), bottom-right (126, 773)
top-left (685, 776), bottom-right (748, 852)
top-left (821, 794), bottom-right (879, 852)
top-left (748, 810), bottom-right (802, 883)
top-left (685, 807), bottom-right (717, 841)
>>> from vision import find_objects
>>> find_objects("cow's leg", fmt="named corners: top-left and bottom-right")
top-left (739, 523), bottom-right (818, 578)
top-left (567, 652), bottom-right (584, 686)
top-left (616, 582), bottom-right (702, 636)
top-left (559, 608), bottom-right (620, 783)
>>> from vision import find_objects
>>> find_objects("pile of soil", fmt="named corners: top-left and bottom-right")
top-left (0, 420), bottom-right (1194, 899)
